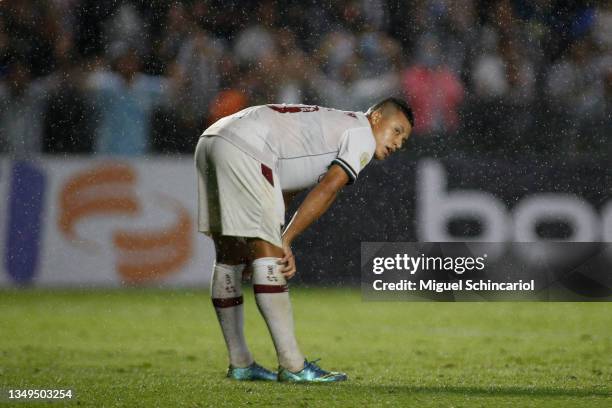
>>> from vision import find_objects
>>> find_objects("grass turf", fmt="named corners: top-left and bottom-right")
top-left (1, 288), bottom-right (611, 407)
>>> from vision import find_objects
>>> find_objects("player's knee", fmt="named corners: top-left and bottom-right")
top-left (251, 257), bottom-right (288, 292)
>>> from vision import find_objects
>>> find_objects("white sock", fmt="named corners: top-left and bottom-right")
top-left (252, 257), bottom-right (305, 372)
top-left (210, 262), bottom-right (253, 368)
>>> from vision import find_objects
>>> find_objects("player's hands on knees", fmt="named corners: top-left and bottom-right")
top-left (279, 238), bottom-right (296, 279)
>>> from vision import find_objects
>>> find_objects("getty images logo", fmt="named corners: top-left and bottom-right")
top-left (416, 160), bottom-right (612, 262)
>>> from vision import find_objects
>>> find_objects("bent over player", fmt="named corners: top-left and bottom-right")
top-left (195, 98), bottom-right (413, 382)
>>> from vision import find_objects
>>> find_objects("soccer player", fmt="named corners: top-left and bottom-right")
top-left (196, 97), bottom-right (413, 382)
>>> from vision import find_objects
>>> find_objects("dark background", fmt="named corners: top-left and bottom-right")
top-left (290, 152), bottom-right (611, 284)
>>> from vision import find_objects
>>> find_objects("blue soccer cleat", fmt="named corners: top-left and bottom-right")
top-left (277, 359), bottom-right (348, 383)
top-left (226, 362), bottom-right (277, 381)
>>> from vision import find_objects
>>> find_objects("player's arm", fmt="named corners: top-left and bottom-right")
top-left (279, 164), bottom-right (349, 278)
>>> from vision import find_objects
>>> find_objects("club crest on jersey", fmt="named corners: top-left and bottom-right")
top-left (360, 152), bottom-right (369, 169)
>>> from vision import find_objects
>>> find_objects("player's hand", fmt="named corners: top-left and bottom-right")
top-left (279, 239), bottom-right (296, 279)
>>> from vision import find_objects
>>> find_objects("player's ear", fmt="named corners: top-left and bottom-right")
top-left (370, 109), bottom-right (382, 124)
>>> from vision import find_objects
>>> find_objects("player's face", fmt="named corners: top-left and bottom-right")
top-left (370, 109), bottom-right (413, 160)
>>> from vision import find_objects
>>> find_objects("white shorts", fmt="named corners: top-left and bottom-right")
top-left (195, 136), bottom-right (285, 248)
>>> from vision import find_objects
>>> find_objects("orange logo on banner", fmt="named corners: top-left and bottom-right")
top-left (59, 163), bottom-right (139, 240)
top-left (58, 163), bottom-right (193, 284)
top-left (112, 197), bottom-right (192, 284)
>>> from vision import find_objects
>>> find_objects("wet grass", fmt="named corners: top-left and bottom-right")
top-left (1, 288), bottom-right (611, 407)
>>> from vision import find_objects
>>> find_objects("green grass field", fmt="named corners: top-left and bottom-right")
top-left (1, 288), bottom-right (611, 407)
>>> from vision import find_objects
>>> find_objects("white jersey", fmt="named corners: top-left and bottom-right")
top-left (201, 104), bottom-right (376, 191)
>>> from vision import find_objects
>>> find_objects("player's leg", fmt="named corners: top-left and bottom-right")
top-left (248, 238), bottom-right (347, 382)
top-left (209, 234), bottom-right (252, 367)
top-left (247, 239), bottom-right (305, 372)
top-left (196, 136), bottom-right (275, 380)
top-left (209, 234), bottom-right (277, 381)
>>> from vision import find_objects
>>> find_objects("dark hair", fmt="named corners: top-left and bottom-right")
top-left (367, 97), bottom-right (415, 128)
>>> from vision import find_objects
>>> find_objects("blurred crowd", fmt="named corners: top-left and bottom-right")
top-left (0, 0), bottom-right (610, 158)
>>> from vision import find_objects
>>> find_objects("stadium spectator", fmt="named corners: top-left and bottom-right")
top-left (208, 89), bottom-right (248, 125)
top-left (86, 44), bottom-right (170, 155)
top-left (0, 60), bottom-right (48, 154)
top-left (43, 37), bottom-right (96, 154)
top-left (273, 28), bottom-right (316, 104)
top-left (104, 3), bottom-right (147, 57)
top-left (233, 1), bottom-right (276, 64)
top-left (0, 0), bottom-right (59, 78)
top-left (157, 2), bottom-right (194, 68)
top-left (593, 1), bottom-right (612, 51)
top-left (402, 34), bottom-right (464, 136)
top-left (546, 38), bottom-right (603, 118)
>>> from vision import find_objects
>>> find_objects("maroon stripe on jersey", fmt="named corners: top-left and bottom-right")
top-left (261, 164), bottom-right (274, 187)
top-left (253, 284), bottom-right (288, 294)
top-left (212, 296), bottom-right (243, 308)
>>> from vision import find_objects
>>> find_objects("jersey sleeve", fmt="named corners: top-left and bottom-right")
top-left (330, 127), bottom-right (376, 185)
